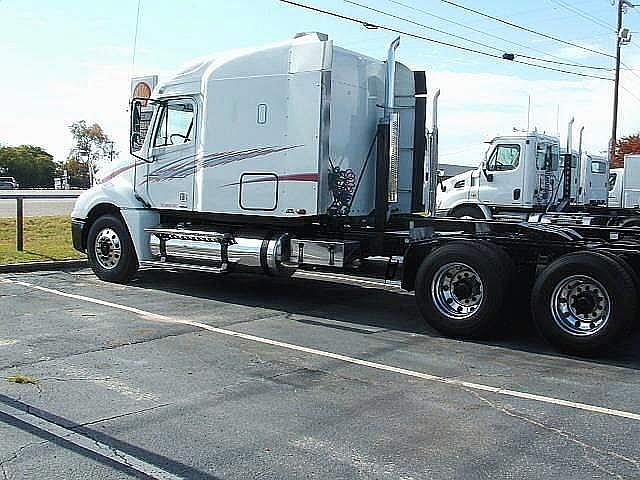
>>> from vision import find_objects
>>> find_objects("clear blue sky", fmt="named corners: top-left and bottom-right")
top-left (1, 0), bottom-right (639, 165)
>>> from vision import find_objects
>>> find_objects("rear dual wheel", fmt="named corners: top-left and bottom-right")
top-left (531, 251), bottom-right (637, 356)
top-left (415, 241), bottom-right (512, 338)
top-left (415, 242), bottom-right (638, 355)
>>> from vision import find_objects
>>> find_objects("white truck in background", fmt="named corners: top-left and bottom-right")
top-left (436, 131), bottom-right (563, 220)
top-left (577, 153), bottom-right (609, 206)
top-left (608, 155), bottom-right (640, 209)
top-left (71, 33), bottom-right (640, 355)
top-left (436, 123), bottom-right (639, 227)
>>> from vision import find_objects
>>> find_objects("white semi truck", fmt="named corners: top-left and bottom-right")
top-left (72, 33), bottom-right (640, 355)
top-left (437, 128), bottom-right (615, 222)
top-left (608, 155), bottom-right (640, 215)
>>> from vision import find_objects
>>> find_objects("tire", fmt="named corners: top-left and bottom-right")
top-left (531, 251), bottom-right (637, 356)
top-left (597, 247), bottom-right (640, 294)
top-left (415, 241), bottom-right (507, 338)
top-left (451, 205), bottom-right (486, 219)
top-left (86, 214), bottom-right (139, 283)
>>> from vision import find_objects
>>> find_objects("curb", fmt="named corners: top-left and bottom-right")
top-left (0, 259), bottom-right (88, 274)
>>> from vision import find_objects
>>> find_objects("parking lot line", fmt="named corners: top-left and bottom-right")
top-left (0, 401), bottom-right (184, 480)
top-left (4, 277), bottom-right (640, 422)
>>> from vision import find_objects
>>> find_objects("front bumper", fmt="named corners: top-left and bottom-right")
top-left (71, 219), bottom-right (86, 252)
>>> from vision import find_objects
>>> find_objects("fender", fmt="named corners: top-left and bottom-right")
top-left (442, 199), bottom-right (492, 220)
top-left (71, 174), bottom-right (159, 262)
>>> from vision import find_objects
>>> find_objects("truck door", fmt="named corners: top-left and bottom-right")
top-left (588, 158), bottom-right (608, 205)
top-left (477, 143), bottom-right (524, 206)
top-left (146, 99), bottom-right (196, 210)
top-left (608, 169), bottom-right (622, 208)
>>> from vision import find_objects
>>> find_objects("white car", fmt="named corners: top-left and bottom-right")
top-left (0, 177), bottom-right (18, 189)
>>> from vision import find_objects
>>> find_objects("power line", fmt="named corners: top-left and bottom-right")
top-left (376, 0), bottom-right (611, 71)
top-left (621, 61), bottom-right (640, 81)
top-left (280, 0), bottom-right (614, 80)
top-left (344, 0), bottom-right (504, 54)
top-left (621, 83), bottom-right (640, 103)
top-left (346, 0), bottom-right (614, 71)
top-left (438, 0), bottom-right (616, 59)
top-left (383, 0), bottom-right (576, 64)
top-left (549, 0), bottom-right (616, 32)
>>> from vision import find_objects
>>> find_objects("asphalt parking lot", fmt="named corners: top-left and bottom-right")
top-left (1, 267), bottom-right (639, 479)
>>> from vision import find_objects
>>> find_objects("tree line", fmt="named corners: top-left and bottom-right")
top-left (0, 120), bottom-right (117, 188)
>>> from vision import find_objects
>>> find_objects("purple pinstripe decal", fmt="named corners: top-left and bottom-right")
top-left (97, 145), bottom-right (304, 185)
top-left (146, 145), bottom-right (302, 183)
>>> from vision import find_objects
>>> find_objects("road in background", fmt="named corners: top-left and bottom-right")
top-left (0, 190), bottom-right (83, 217)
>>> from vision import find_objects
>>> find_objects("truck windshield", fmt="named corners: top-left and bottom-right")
top-left (536, 143), bottom-right (559, 170)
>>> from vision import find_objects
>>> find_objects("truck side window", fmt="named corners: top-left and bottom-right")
top-left (154, 100), bottom-right (194, 147)
top-left (591, 161), bottom-right (606, 174)
top-left (487, 145), bottom-right (520, 172)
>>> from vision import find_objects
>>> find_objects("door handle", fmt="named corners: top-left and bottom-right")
top-left (513, 188), bottom-right (521, 200)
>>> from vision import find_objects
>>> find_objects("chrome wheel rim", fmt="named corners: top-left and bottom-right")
top-left (94, 228), bottom-right (122, 270)
top-left (431, 262), bottom-right (484, 319)
top-left (550, 275), bottom-right (610, 337)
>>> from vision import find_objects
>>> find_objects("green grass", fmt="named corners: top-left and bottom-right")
top-left (0, 216), bottom-right (85, 265)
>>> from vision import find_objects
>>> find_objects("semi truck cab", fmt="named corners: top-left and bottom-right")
top-left (577, 154), bottom-right (608, 206)
top-left (437, 133), bottom-right (561, 218)
top-left (608, 155), bottom-right (640, 209)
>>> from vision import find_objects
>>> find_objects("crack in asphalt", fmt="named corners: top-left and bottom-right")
top-left (0, 330), bottom-right (197, 371)
top-left (74, 403), bottom-right (173, 429)
top-left (463, 387), bottom-right (640, 478)
top-left (0, 440), bottom-right (49, 480)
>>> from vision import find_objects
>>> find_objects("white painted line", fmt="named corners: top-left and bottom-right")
top-left (4, 278), bottom-right (640, 422)
top-left (0, 401), bottom-right (184, 480)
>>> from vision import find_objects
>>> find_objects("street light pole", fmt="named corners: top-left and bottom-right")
top-left (611, 0), bottom-right (635, 165)
top-left (611, 0), bottom-right (624, 165)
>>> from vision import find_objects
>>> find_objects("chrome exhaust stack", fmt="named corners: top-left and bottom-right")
top-left (384, 36), bottom-right (401, 121)
top-left (385, 37), bottom-right (401, 204)
top-left (425, 89), bottom-right (440, 215)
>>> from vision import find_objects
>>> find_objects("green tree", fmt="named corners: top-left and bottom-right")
top-left (0, 145), bottom-right (56, 188)
top-left (60, 157), bottom-right (90, 188)
top-left (67, 120), bottom-right (117, 187)
top-left (69, 120), bottom-right (116, 160)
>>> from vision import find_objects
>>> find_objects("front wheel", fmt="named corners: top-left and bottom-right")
top-left (531, 251), bottom-right (637, 356)
top-left (87, 214), bottom-right (139, 283)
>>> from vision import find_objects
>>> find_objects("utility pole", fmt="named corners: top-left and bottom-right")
top-left (611, 0), bottom-right (635, 164)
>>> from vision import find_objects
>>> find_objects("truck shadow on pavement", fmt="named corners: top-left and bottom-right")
top-left (129, 269), bottom-right (640, 371)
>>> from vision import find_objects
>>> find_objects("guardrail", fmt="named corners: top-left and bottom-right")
top-left (0, 192), bottom-right (82, 251)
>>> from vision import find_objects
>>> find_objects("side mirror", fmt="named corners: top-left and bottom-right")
top-left (481, 161), bottom-right (494, 182)
top-left (130, 101), bottom-right (142, 152)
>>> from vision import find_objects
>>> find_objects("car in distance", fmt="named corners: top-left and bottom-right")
top-left (0, 177), bottom-right (18, 189)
